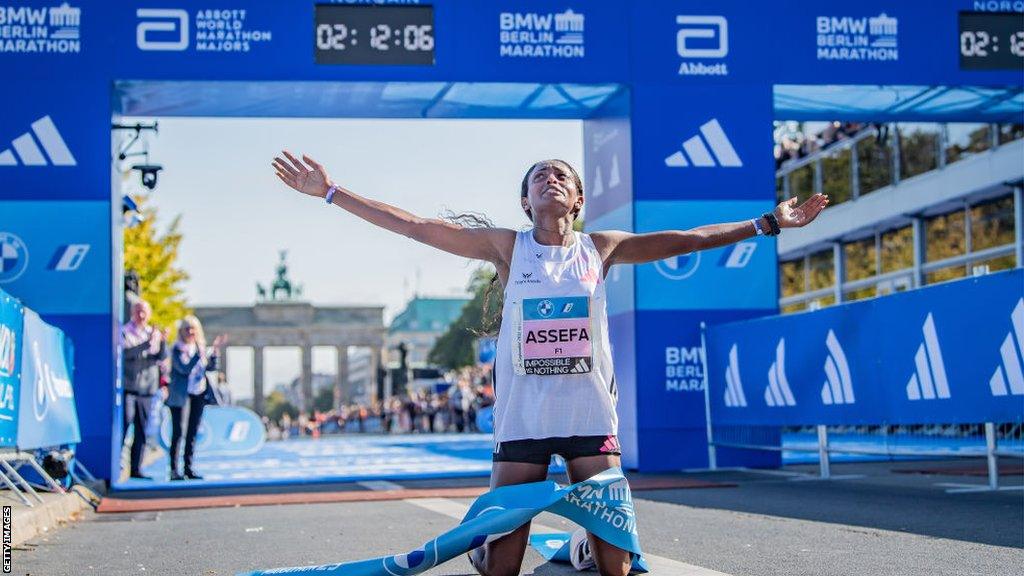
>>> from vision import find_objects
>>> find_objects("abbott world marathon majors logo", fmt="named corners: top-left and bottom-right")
top-left (137, 8), bottom-right (272, 53)
top-left (0, 2), bottom-right (80, 54)
top-left (816, 12), bottom-right (899, 62)
top-left (499, 8), bottom-right (585, 58)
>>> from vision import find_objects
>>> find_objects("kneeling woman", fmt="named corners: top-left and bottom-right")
top-left (168, 315), bottom-right (225, 481)
top-left (272, 151), bottom-right (827, 575)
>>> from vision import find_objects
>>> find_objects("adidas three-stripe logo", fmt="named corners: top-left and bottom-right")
top-left (906, 313), bottom-right (951, 401)
top-left (765, 338), bottom-right (797, 407)
top-left (724, 344), bottom-right (748, 407)
top-left (664, 119), bottom-right (742, 168)
top-left (0, 116), bottom-right (76, 167)
top-left (990, 298), bottom-right (1024, 397)
top-left (821, 330), bottom-right (855, 405)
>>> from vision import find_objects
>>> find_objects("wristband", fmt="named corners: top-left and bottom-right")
top-left (751, 218), bottom-right (764, 236)
top-left (325, 185), bottom-right (338, 204)
top-left (762, 212), bottom-right (781, 236)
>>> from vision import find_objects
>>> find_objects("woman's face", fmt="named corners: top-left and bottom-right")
top-left (523, 161), bottom-right (582, 221)
top-left (181, 324), bottom-right (196, 343)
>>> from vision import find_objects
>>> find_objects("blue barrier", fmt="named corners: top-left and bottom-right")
top-left (17, 308), bottom-right (80, 449)
top-left (157, 406), bottom-right (265, 457)
top-left (0, 291), bottom-right (23, 446)
top-left (706, 270), bottom-right (1024, 426)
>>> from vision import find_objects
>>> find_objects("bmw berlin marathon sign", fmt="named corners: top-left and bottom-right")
top-left (0, 2), bottom-right (80, 54)
top-left (816, 12), bottom-right (899, 61)
top-left (499, 8), bottom-right (584, 59)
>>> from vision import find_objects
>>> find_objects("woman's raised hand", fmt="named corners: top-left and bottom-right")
top-left (775, 193), bottom-right (829, 228)
top-left (273, 151), bottom-right (333, 198)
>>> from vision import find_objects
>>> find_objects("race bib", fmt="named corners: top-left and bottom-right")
top-left (516, 296), bottom-right (593, 376)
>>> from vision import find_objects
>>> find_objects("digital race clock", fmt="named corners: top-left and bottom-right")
top-left (958, 12), bottom-right (1024, 71)
top-left (314, 4), bottom-right (435, 66)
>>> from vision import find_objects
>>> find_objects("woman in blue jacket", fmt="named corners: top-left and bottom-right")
top-left (168, 315), bottom-right (225, 480)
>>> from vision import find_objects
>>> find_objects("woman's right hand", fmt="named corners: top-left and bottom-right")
top-left (273, 151), bottom-right (333, 198)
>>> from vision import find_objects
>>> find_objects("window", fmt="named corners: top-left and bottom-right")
top-left (843, 286), bottom-right (876, 302)
top-left (971, 195), bottom-right (1015, 251)
top-left (926, 264), bottom-right (966, 285)
top-left (897, 123), bottom-right (940, 180)
top-left (843, 237), bottom-right (877, 282)
top-left (789, 165), bottom-right (815, 201)
top-left (856, 130), bottom-right (893, 195)
top-left (880, 225), bottom-right (913, 273)
top-left (808, 249), bottom-right (835, 291)
top-left (945, 123), bottom-right (991, 165)
top-left (925, 209), bottom-right (966, 263)
top-left (821, 147), bottom-right (852, 204)
top-left (780, 258), bottom-right (806, 298)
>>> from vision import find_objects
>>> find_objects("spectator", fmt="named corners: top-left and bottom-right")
top-left (120, 300), bottom-right (167, 480)
top-left (168, 315), bottom-right (225, 481)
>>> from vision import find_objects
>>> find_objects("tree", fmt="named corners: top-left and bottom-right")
top-left (428, 267), bottom-right (501, 370)
top-left (265, 390), bottom-right (298, 423)
top-left (313, 386), bottom-right (335, 413)
top-left (123, 194), bottom-right (191, 331)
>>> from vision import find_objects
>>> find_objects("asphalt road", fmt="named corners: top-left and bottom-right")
top-left (12, 459), bottom-right (1023, 576)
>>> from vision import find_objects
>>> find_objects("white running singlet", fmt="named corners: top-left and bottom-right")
top-left (493, 230), bottom-right (617, 443)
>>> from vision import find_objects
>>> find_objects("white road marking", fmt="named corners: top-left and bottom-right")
top-left (405, 497), bottom-right (734, 576)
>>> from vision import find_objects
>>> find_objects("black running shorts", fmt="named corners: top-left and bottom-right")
top-left (492, 435), bottom-right (621, 464)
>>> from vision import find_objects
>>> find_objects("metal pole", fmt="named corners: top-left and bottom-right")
top-left (700, 322), bottom-right (717, 470)
top-left (912, 217), bottom-right (925, 288)
top-left (0, 470), bottom-right (32, 507)
top-left (1014, 186), bottom-right (1022, 269)
top-left (985, 422), bottom-right (998, 490)
top-left (817, 424), bottom-right (831, 479)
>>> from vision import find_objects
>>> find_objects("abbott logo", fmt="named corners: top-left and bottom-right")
top-left (906, 313), bottom-right (951, 401)
top-left (664, 119), bottom-right (742, 168)
top-left (137, 8), bottom-right (188, 51)
top-left (724, 344), bottom-right (747, 407)
top-left (0, 116), bottom-right (76, 167)
top-left (765, 339), bottom-right (796, 407)
top-left (821, 330), bottom-right (854, 405)
top-left (676, 16), bottom-right (727, 58)
top-left (990, 298), bottom-right (1024, 397)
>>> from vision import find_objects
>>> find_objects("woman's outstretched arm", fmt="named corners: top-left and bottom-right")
top-left (273, 151), bottom-right (513, 264)
top-left (592, 194), bottom-right (829, 268)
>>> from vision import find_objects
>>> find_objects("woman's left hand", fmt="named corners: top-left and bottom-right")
top-left (212, 335), bottom-right (227, 349)
top-left (775, 193), bottom-right (829, 228)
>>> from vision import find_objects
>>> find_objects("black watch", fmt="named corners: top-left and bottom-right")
top-left (762, 212), bottom-right (781, 236)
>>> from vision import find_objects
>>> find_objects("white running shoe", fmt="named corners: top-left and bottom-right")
top-left (569, 527), bottom-right (596, 571)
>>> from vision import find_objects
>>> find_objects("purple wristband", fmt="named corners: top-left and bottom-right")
top-left (325, 185), bottom-right (338, 204)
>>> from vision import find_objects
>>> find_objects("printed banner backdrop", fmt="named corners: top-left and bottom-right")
top-left (18, 309), bottom-right (80, 449)
top-left (0, 290), bottom-right (23, 446)
top-left (706, 269), bottom-right (1024, 426)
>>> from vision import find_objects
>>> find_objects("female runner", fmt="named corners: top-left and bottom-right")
top-left (272, 152), bottom-right (828, 576)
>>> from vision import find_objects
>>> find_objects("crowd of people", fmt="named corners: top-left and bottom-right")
top-left (262, 366), bottom-right (496, 440)
top-left (775, 121), bottom-right (868, 169)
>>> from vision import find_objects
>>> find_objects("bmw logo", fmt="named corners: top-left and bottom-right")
top-left (0, 232), bottom-right (28, 284)
top-left (654, 252), bottom-right (700, 280)
top-left (537, 299), bottom-right (554, 317)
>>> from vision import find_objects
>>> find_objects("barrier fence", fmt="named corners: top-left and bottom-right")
top-left (0, 288), bottom-right (82, 504)
top-left (703, 269), bottom-right (1024, 489)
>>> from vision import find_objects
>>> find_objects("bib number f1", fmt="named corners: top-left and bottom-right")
top-left (516, 296), bottom-right (593, 376)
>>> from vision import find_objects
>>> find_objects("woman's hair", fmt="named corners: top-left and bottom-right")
top-left (519, 159), bottom-right (584, 222)
top-left (176, 315), bottom-right (206, 348)
top-left (444, 160), bottom-right (584, 337)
